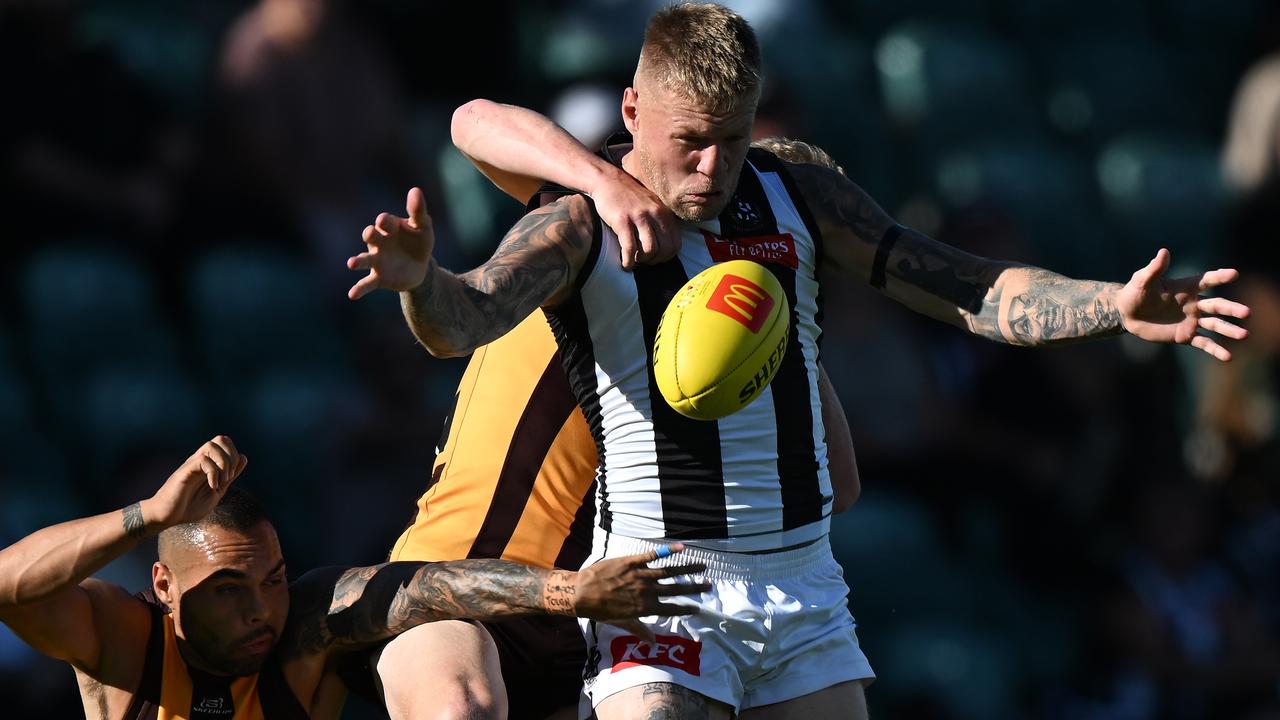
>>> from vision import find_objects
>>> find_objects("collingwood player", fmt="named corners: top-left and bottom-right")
top-left (348, 5), bottom-right (1249, 718)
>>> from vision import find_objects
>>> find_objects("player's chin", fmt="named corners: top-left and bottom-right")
top-left (676, 198), bottom-right (725, 223)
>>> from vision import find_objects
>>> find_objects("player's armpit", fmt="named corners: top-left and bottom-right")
top-left (401, 194), bottom-right (596, 357)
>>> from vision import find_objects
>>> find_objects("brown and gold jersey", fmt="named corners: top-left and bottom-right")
top-left (389, 310), bottom-right (598, 570)
top-left (124, 596), bottom-right (306, 720)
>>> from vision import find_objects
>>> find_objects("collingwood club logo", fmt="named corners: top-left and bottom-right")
top-left (728, 197), bottom-right (763, 230)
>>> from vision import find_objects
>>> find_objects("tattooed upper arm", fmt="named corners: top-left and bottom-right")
top-left (788, 161), bottom-right (1004, 329)
top-left (786, 160), bottom-right (1124, 344)
top-left (401, 194), bottom-right (596, 357)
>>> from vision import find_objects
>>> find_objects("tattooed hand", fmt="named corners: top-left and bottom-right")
top-left (1116, 248), bottom-right (1250, 361)
top-left (347, 187), bottom-right (435, 301)
top-left (144, 436), bottom-right (247, 531)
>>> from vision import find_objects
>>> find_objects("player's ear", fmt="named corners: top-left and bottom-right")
top-left (153, 562), bottom-right (175, 607)
top-left (622, 87), bottom-right (640, 134)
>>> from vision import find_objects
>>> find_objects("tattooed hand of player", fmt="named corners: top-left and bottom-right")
top-left (1116, 248), bottom-right (1250, 362)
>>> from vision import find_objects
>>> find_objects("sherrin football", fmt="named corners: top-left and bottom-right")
top-left (654, 260), bottom-right (790, 421)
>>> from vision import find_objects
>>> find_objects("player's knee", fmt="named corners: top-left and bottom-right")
top-left (431, 682), bottom-right (505, 720)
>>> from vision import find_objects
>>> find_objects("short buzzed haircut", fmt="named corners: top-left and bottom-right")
top-left (157, 486), bottom-right (270, 557)
top-left (752, 137), bottom-right (846, 176)
top-left (638, 3), bottom-right (762, 112)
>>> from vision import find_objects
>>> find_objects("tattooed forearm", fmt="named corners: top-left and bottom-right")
top-left (279, 560), bottom-right (577, 659)
top-left (386, 562), bottom-right (577, 632)
top-left (997, 269), bottom-right (1124, 345)
top-left (122, 503), bottom-right (146, 539)
top-left (400, 196), bottom-right (593, 357)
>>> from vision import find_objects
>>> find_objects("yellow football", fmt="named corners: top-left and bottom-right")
top-left (653, 260), bottom-right (790, 421)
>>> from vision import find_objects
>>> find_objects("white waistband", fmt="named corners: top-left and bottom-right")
top-left (599, 533), bottom-right (834, 581)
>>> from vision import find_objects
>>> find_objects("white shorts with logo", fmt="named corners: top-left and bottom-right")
top-left (579, 533), bottom-right (875, 713)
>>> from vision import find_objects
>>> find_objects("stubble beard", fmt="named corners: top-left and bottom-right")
top-left (634, 144), bottom-right (720, 224)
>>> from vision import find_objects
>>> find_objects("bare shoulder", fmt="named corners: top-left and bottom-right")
top-left (513, 192), bottom-right (597, 249)
top-left (62, 581), bottom-right (153, 720)
top-left (80, 578), bottom-right (153, 666)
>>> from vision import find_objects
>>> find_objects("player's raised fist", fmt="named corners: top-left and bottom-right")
top-left (145, 436), bottom-right (248, 529)
top-left (348, 187), bottom-right (437, 300)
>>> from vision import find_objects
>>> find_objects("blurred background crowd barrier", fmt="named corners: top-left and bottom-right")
top-left (1, 1), bottom-right (1278, 718)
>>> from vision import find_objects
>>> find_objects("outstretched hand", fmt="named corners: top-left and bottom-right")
top-left (348, 187), bottom-right (436, 300)
top-left (573, 544), bottom-right (709, 642)
top-left (1117, 248), bottom-right (1250, 361)
top-left (146, 436), bottom-right (247, 529)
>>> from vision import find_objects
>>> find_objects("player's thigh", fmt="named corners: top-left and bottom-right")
top-left (738, 679), bottom-right (868, 720)
top-left (373, 619), bottom-right (507, 720)
top-left (594, 682), bottom-right (734, 720)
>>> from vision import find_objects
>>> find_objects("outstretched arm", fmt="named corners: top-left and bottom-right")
top-left (790, 162), bottom-right (1250, 360)
top-left (451, 99), bottom-right (679, 269)
top-left (348, 187), bottom-right (595, 357)
top-left (0, 438), bottom-right (246, 671)
top-left (279, 547), bottom-right (709, 659)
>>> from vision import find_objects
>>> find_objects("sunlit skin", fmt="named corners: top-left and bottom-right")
top-left (153, 522), bottom-right (289, 677)
top-left (621, 75), bottom-right (757, 224)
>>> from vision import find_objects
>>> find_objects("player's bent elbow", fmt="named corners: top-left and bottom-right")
top-left (832, 485), bottom-right (859, 515)
top-left (451, 99), bottom-right (496, 150)
top-left (421, 341), bottom-right (472, 360)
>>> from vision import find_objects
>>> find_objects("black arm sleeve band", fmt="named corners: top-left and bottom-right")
top-left (869, 224), bottom-right (905, 290)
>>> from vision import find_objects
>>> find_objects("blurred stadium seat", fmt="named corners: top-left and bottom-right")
top-left (79, 366), bottom-right (206, 473)
top-left (933, 138), bottom-right (1112, 276)
top-left (0, 326), bottom-right (28, 434)
top-left (1096, 133), bottom-right (1228, 267)
top-left (188, 246), bottom-right (345, 405)
top-left (876, 21), bottom-right (1044, 171)
top-left (1042, 36), bottom-right (1189, 144)
top-left (437, 147), bottom-right (520, 260)
top-left (1001, 0), bottom-right (1151, 39)
top-left (835, 0), bottom-right (990, 38)
top-left (21, 245), bottom-right (181, 425)
top-left (832, 490), bottom-right (979, 619)
top-left (876, 619), bottom-right (1017, 720)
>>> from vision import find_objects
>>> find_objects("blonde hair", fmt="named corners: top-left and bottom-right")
top-left (752, 137), bottom-right (846, 176)
top-left (637, 3), bottom-right (761, 113)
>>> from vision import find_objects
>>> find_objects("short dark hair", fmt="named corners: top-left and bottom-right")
top-left (157, 487), bottom-right (271, 556)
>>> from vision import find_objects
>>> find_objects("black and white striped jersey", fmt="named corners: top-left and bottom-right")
top-left (543, 148), bottom-right (832, 551)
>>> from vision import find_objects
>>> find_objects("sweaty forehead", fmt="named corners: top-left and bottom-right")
top-left (169, 523), bottom-right (283, 582)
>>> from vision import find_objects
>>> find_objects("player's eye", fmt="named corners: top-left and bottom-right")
top-left (215, 584), bottom-right (239, 596)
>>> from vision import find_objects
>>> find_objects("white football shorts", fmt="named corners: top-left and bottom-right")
top-left (579, 533), bottom-right (875, 713)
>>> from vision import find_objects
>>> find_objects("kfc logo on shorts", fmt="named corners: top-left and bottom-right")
top-left (706, 274), bottom-right (774, 333)
top-left (611, 634), bottom-right (702, 676)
